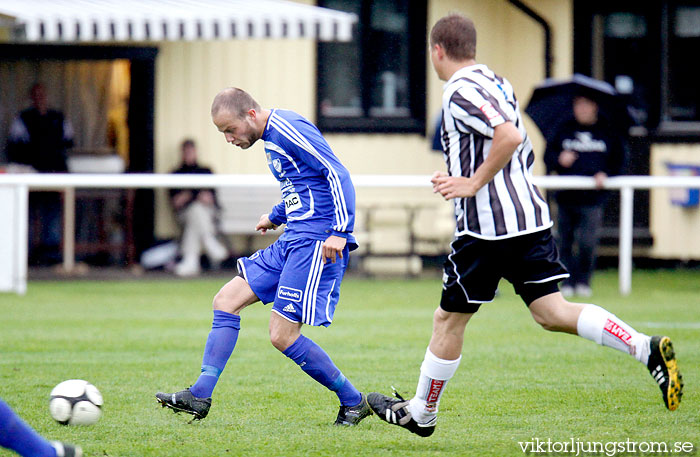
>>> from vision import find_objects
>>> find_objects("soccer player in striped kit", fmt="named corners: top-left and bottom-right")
top-left (368, 13), bottom-right (682, 437)
top-left (157, 88), bottom-right (371, 426)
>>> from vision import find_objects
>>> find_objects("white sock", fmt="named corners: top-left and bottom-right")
top-left (408, 348), bottom-right (461, 424)
top-left (576, 304), bottom-right (651, 364)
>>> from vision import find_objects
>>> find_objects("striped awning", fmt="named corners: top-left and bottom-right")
top-left (0, 0), bottom-right (356, 42)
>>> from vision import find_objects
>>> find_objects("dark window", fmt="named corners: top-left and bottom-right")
top-left (662, 2), bottom-right (700, 131)
top-left (317, 0), bottom-right (426, 133)
top-left (600, 12), bottom-right (656, 133)
top-left (574, 0), bottom-right (700, 138)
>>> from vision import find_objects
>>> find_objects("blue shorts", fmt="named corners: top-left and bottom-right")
top-left (236, 237), bottom-right (349, 327)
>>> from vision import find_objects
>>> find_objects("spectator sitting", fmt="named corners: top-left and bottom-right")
top-left (170, 139), bottom-right (229, 276)
top-left (6, 83), bottom-right (74, 266)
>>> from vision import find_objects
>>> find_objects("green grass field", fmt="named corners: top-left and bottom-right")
top-left (1, 269), bottom-right (698, 456)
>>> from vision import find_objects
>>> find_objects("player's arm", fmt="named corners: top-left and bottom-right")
top-left (317, 157), bottom-right (354, 263)
top-left (268, 200), bottom-right (287, 227)
top-left (317, 158), bottom-right (354, 263)
top-left (469, 121), bottom-right (522, 189)
top-left (434, 122), bottom-right (521, 199)
top-left (300, 146), bottom-right (355, 238)
top-left (434, 85), bottom-right (520, 199)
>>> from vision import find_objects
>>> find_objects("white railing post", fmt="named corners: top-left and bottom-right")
top-left (15, 184), bottom-right (28, 295)
top-left (618, 186), bottom-right (634, 296)
top-left (63, 187), bottom-right (76, 273)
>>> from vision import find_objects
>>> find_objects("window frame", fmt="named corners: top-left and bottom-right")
top-left (574, 0), bottom-right (700, 140)
top-left (657, 1), bottom-right (700, 136)
top-left (315, 0), bottom-right (427, 134)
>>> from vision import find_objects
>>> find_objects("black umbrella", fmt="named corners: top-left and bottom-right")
top-left (524, 73), bottom-right (632, 142)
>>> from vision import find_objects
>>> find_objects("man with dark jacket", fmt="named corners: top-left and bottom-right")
top-left (544, 94), bottom-right (626, 297)
top-left (7, 83), bottom-right (74, 265)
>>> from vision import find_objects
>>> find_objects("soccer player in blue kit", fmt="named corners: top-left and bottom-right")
top-left (156, 87), bottom-right (372, 426)
top-left (0, 397), bottom-right (81, 457)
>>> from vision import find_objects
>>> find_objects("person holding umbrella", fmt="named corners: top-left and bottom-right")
top-left (542, 89), bottom-right (627, 297)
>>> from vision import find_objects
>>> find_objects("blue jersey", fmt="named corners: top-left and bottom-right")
top-left (263, 109), bottom-right (357, 249)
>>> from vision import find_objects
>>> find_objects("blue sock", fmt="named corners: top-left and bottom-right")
top-left (189, 310), bottom-right (241, 399)
top-left (283, 335), bottom-right (362, 406)
top-left (0, 398), bottom-right (56, 457)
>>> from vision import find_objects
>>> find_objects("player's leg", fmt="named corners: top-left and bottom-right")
top-left (271, 239), bottom-right (370, 425)
top-left (367, 311), bottom-right (470, 437)
top-left (530, 291), bottom-right (648, 354)
top-left (270, 312), bottom-right (362, 407)
top-left (157, 244), bottom-right (282, 419)
top-left (188, 275), bottom-right (258, 397)
top-left (0, 397), bottom-right (82, 457)
top-left (271, 313), bottom-right (370, 425)
top-left (156, 275), bottom-right (257, 418)
top-left (369, 235), bottom-right (494, 436)
top-left (408, 308), bottom-right (471, 423)
top-left (529, 292), bottom-right (683, 410)
top-left (515, 230), bottom-right (683, 410)
top-left (527, 291), bottom-right (583, 334)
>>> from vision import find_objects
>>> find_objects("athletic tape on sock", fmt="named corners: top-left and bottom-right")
top-left (200, 364), bottom-right (223, 378)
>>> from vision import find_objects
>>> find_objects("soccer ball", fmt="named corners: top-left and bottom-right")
top-left (49, 379), bottom-right (103, 425)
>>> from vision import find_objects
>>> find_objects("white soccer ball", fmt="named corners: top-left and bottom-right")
top-left (49, 379), bottom-right (103, 426)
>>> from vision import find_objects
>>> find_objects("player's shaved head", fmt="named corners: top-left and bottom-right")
top-left (430, 13), bottom-right (477, 61)
top-left (211, 87), bottom-right (261, 119)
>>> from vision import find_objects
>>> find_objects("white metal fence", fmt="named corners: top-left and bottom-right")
top-left (1, 173), bottom-right (699, 295)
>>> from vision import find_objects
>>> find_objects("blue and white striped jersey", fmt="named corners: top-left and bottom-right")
top-left (263, 109), bottom-right (357, 249)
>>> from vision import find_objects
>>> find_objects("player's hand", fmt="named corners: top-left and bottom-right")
top-left (431, 171), bottom-right (449, 193)
top-left (255, 214), bottom-right (278, 235)
top-left (558, 150), bottom-right (578, 168)
top-left (432, 175), bottom-right (478, 200)
top-left (322, 235), bottom-right (346, 264)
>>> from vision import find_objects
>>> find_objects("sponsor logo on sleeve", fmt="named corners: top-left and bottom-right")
top-left (479, 102), bottom-right (501, 120)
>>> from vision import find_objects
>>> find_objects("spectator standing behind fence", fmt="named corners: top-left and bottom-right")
top-left (169, 139), bottom-right (229, 277)
top-left (6, 83), bottom-right (74, 266)
top-left (544, 94), bottom-right (626, 297)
